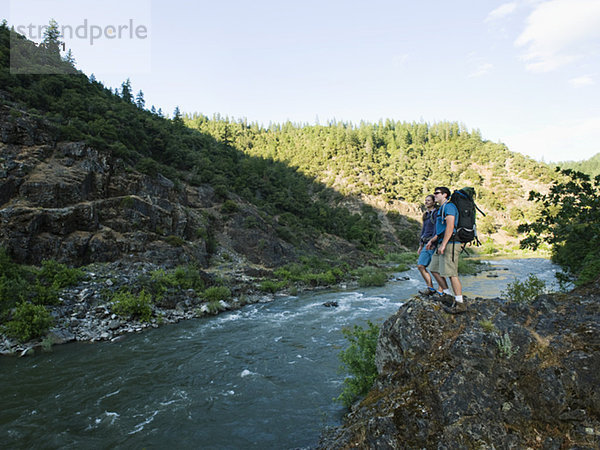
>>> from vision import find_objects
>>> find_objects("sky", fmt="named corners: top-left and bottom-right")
top-left (4, 0), bottom-right (600, 162)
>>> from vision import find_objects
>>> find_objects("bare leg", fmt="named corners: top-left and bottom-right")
top-left (431, 272), bottom-right (448, 291)
top-left (449, 276), bottom-right (462, 296)
top-left (417, 265), bottom-right (433, 287)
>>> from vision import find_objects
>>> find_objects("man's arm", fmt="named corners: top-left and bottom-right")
top-left (438, 214), bottom-right (455, 255)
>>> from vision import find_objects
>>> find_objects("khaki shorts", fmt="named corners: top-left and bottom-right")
top-left (429, 242), bottom-right (461, 277)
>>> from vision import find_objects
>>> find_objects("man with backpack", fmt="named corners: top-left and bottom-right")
top-left (426, 187), bottom-right (466, 314)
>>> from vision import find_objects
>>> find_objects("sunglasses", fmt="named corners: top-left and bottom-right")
top-left (434, 191), bottom-right (442, 195)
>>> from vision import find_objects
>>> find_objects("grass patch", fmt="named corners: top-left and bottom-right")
top-left (384, 251), bottom-right (418, 266)
top-left (458, 256), bottom-right (488, 275)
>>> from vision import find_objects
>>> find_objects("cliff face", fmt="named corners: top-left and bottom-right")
top-left (321, 283), bottom-right (600, 449)
top-left (0, 104), bottom-right (299, 268)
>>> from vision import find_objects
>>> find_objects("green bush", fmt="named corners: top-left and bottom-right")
top-left (337, 321), bottom-right (380, 407)
top-left (203, 286), bottom-right (232, 302)
top-left (273, 258), bottom-right (348, 287)
top-left (502, 274), bottom-right (546, 304)
top-left (355, 267), bottom-right (387, 287)
top-left (221, 199), bottom-right (239, 214)
top-left (39, 259), bottom-right (84, 288)
top-left (205, 300), bottom-right (226, 314)
top-left (259, 280), bottom-right (288, 293)
top-left (165, 235), bottom-right (185, 247)
top-left (32, 281), bottom-right (60, 305)
top-left (5, 301), bottom-right (53, 342)
top-left (112, 289), bottom-right (153, 322)
top-left (480, 238), bottom-right (498, 255)
top-left (149, 265), bottom-right (205, 295)
top-left (574, 251), bottom-right (600, 286)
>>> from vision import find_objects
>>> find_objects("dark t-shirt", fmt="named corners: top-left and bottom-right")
top-left (420, 209), bottom-right (437, 242)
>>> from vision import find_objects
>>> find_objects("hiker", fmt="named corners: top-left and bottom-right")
top-left (417, 194), bottom-right (438, 296)
top-left (426, 187), bottom-right (466, 313)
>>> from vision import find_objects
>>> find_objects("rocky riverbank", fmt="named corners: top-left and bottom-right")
top-left (319, 279), bottom-right (600, 449)
top-left (0, 260), bottom-right (286, 357)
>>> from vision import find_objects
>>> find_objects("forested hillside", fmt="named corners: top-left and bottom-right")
top-left (557, 152), bottom-right (600, 178)
top-left (186, 115), bottom-right (558, 247)
top-left (0, 21), bottom-right (559, 260)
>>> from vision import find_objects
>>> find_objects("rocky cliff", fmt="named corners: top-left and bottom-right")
top-left (0, 103), bottom-right (309, 269)
top-left (320, 282), bottom-right (600, 449)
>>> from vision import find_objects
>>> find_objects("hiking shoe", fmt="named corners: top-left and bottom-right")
top-left (443, 300), bottom-right (468, 314)
top-left (418, 287), bottom-right (437, 296)
top-left (437, 294), bottom-right (455, 307)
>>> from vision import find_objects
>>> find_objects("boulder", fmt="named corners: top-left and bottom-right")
top-left (320, 284), bottom-right (600, 448)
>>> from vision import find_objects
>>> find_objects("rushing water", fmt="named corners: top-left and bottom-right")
top-left (1, 258), bottom-right (561, 449)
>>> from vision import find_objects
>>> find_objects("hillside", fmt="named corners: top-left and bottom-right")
top-left (0, 22), bottom-right (558, 266)
top-left (186, 115), bottom-right (558, 250)
top-left (557, 152), bottom-right (600, 179)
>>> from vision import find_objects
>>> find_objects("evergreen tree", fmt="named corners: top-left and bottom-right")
top-left (173, 106), bottom-right (184, 126)
top-left (121, 78), bottom-right (133, 103)
top-left (63, 49), bottom-right (76, 66)
top-left (89, 73), bottom-right (97, 83)
top-left (150, 105), bottom-right (157, 115)
top-left (42, 19), bottom-right (62, 56)
top-left (136, 90), bottom-right (145, 109)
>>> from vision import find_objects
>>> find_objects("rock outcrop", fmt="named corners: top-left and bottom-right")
top-left (320, 283), bottom-right (600, 448)
top-left (0, 104), bottom-right (299, 268)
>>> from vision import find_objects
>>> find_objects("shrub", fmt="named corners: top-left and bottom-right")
top-left (5, 301), bottom-right (53, 342)
top-left (39, 259), bottom-right (84, 288)
top-left (337, 321), bottom-right (380, 407)
top-left (502, 274), bottom-right (546, 304)
top-left (206, 300), bottom-right (226, 314)
top-left (165, 235), bottom-right (185, 247)
top-left (496, 332), bottom-right (519, 359)
top-left (480, 238), bottom-right (498, 255)
top-left (203, 286), bottom-right (231, 302)
top-left (355, 267), bottom-right (387, 287)
top-left (112, 289), bottom-right (153, 322)
top-left (259, 280), bottom-right (288, 293)
top-left (221, 199), bottom-right (239, 214)
top-left (32, 281), bottom-right (60, 305)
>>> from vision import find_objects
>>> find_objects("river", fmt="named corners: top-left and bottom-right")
top-left (0, 258), bottom-right (561, 449)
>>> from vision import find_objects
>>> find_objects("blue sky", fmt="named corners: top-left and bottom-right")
top-left (5, 0), bottom-right (600, 162)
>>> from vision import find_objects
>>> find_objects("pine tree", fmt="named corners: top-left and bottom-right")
top-left (136, 90), bottom-right (145, 109)
top-left (89, 73), bottom-right (97, 83)
top-left (173, 106), bottom-right (184, 126)
top-left (150, 105), bottom-right (157, 115)
top-left (63, 49), bottom-right (76, 66)
top-left (121, 78), bottom-right (133, 103)
top-left (42, 19), bottom-right (62, 56)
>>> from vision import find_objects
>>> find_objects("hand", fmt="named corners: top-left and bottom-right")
top-left (438, 243), bottom-right (446, 255)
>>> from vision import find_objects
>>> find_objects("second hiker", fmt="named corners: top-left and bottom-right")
top-left (417, 194), bottom-right (437, 296)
